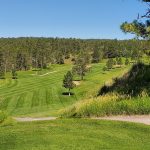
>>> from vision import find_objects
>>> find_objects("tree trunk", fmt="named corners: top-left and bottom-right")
top-left (81, 74), bottom-right (84, 80)
top-left (69, 89), bottom-right (71, 96)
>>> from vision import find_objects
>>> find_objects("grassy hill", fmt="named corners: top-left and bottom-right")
top-left (99, 63), bottom-right (150, 96)
top-left (0, 63), bottom-right (129, 117)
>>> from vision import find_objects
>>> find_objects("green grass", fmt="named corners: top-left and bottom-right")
top-left (0, 119), bottom-right (150, 150)
top-left (0, 63), bottom-right (129, 117)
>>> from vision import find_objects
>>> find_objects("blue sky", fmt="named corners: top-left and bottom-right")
top-left (0, 0), bottom-right (147, 39)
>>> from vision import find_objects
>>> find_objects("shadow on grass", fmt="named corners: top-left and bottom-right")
top-left (62, 92), bottom-right (74, 96)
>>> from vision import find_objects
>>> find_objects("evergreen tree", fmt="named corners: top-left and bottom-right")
top-left (106, 58), bottom-right (113, 69)
top-left (113, 59), bottom-right (117, 65)
top-left (0, 51), bottom-right (5, 79)
top-left (12, 67), bottom-right (18, 79)
top-left (92, 47), bottom-right (100, 63)
top-left (121, 0), bottom-right (150, 41)
top-left (116, 57), bottom-right (119, 65)
top-left (118, 57), bottom-right (123, 66)
top-left (125, 58), bottom-right (130, 65)
top-left (72, 57), bottom-right (87, 80)
top-left (63, 71), bottom-right (74, 96)
top-left (56, 52), bottom-right (64, 64)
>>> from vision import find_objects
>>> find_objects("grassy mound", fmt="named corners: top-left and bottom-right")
top-left (99, 63), bottom-right (150, 96)
top-left (60, 94), bottom-right (150, 118)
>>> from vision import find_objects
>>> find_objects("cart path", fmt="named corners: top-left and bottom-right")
top-left (14, 115), bottom-right (150, 125)
top-left (14, 117), bottom-right (57, 122)
top-left (92, 115), bottom-right (150, 125)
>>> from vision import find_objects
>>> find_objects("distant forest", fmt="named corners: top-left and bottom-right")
top-left (0, 37), bottom-right (150, 72)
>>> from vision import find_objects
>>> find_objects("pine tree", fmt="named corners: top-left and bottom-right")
top-left (118, 57), bottom-right (123, 66)
top-left (125, 58), bottom-right (130, 65)
top-left (12, 68), bottom-right (18, 79)
top-left (116, 57), bottom-right (119, 65)
top-left (63, 71), bottom-right (75, 96)
top-left (113, 59), bottom-right (117, 65)
top-left (56, 52), bottom-right (64, 64)
top-left (0, 51), bottom-right (5, 79)
top-left (92, 47), bottom-right (100, 63)
top-left (72, 57), bottom-right (87, 80)
top-left (106, 58), bottom-right (113, 69)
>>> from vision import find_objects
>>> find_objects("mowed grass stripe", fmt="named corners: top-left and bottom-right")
top-left (46, 88), bottom-right (53, 106)
top-left (0, 79), bottom-right (18, 89)
top-left (15, 93), bottom-right (27, 108)
top-left (0, 72), bottom-right (65, 97)
top-left (6, 95), bottom-right (20, 115)
top-left (22, 92), bottom-right (33, 109)
top-left (39, 88), bottom-right (47, 106)
top-left (31, 90), bottom-right (40, 107)
top-left (0, 69), bottom-right (65, 89)
top-left (0, 97), bottom-right (11, 110)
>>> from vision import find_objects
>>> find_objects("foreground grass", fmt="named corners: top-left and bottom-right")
top-left (60, 95), bottom-right (150, 117)
top-left (0, 119), bottom-right (150, 150)
top-left (0, 63), bottom-right (129, 117)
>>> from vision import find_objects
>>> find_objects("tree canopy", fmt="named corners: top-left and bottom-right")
top-left (121, 0), bottom-right (150, 39)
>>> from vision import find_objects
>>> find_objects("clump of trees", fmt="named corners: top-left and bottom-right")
top-left (92, 46), bottom-right (102, 63)
top-left (104, 57), bottom-right (125, 71)
top-left (72, 52), bottom-right (90, 80)
top-left (0, 51), bottom-right (5, 79)
top-left (72, 59), bottom-right (86, 80)
top-left (106, 58), bottom-right (114, 69)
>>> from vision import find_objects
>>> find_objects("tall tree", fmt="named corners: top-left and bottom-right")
top-left (12, 68), bottom-right (18, 79)
top-left (125, 58), bottom-right (130, 65)
top-left (92, 47), bottom-right (101, 63)
top-left (106, 58), bottom-right (113, 69)
top-left (72, 56), bottom-right (87, 80)
top-left (63, 71), bottom-right (75, 96)
top-left (118, 57), bottom-right (123, 66)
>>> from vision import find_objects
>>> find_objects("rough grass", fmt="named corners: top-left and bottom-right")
top-left (0, 119), bottom-right (150, 150)
top-left (60, 94), bottom-right (150, 118)
top-left (0, 63), bottom-right (129, 117)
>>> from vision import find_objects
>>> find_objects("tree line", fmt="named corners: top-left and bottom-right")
top-left (0, 37), bottom-right (149, 75)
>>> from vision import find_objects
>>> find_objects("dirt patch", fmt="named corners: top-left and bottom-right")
top-left (92, 115), bottom-right (150, 125)
top-left (73, 81), bottom-right (81, 86)
top-left (31, 71), bottom-right (57, 76)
